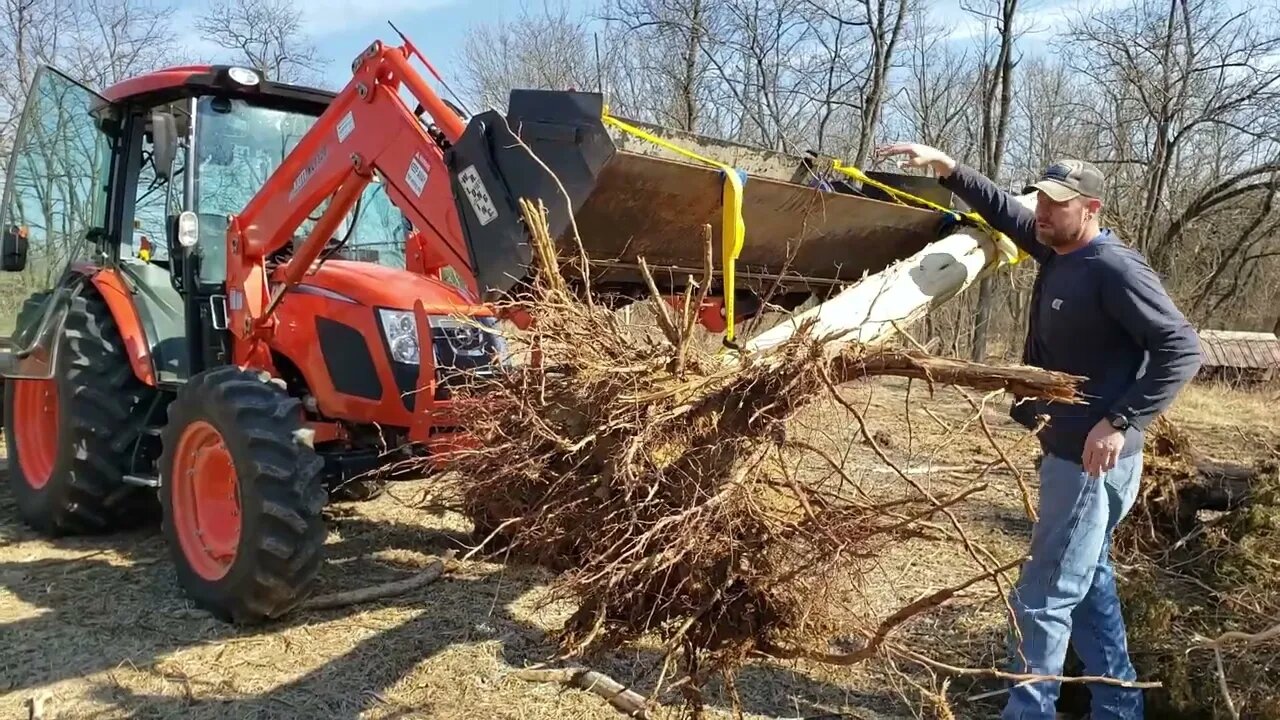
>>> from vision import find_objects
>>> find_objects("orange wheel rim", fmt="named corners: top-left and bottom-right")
top-left (11, 378), bottom-right (59, 489)
top-left (172, 420), bottom-right (240, 580)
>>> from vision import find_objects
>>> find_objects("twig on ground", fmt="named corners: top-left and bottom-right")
top-left (893, 644), bottom-right (1163, 689)
top-left (26, 692), bottom-right (52, 720)
top-left (514, 667), bottom-right (650, 718)
top-left (823, 364), bottom-right (1027, 660)
top-left (1214, 648), bottom-right (1240, 720)
top-left (959, 389), bottom-right (1039, 523)
top-left (1196, 620), bottom-right (1280, 649)
top-left (301, 550), bottom-right (456, 610)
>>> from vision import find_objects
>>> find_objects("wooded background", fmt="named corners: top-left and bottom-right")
top-left (2, 0), bottom-right (1277, 362)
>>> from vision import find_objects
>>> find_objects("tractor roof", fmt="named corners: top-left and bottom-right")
top-left (100, 65), bottom-right (337, 114)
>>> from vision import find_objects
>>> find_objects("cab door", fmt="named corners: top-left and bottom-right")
top-left (0, 65), bottom-right (117, 379)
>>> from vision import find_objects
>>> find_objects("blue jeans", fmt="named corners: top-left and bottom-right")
top-left (1002, 451), bottom-right (1145, 720)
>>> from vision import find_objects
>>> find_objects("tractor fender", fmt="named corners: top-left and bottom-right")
top-left (79, 266), bottom-right (157, 387)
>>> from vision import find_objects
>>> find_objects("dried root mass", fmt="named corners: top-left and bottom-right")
top-left (427, 200), bottom-right (1083, 700)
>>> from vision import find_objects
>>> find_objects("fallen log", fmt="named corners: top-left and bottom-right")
top-left (1169, 461), bottom-right (1255, 513)
top-left (744, 193), bottom-right (1035, 355)
top-left (1134, 417), bottom-right (1275, 537)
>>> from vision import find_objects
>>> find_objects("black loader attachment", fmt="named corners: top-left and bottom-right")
top-left (445, 89), bottom-right (957, 308)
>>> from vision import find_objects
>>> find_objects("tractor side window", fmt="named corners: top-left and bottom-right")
top-left (130, 102), bottom-right (188, 266)
top-left (0, 66), bottom-right (113, 336)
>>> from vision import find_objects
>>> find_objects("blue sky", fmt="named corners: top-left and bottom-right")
top-left (173, 0), bottom-right (1120, 95)
top-left (178, 0), bottom-right (597, 91)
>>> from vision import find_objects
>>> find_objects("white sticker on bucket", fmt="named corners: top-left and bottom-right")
top-left (458, 165), bottom-right (498, 226)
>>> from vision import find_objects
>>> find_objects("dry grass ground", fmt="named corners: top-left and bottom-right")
top-left (1, 376), bottom-right (1276, 720)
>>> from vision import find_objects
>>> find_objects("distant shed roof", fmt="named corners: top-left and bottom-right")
top-left (1198, 329), bottom-right (1280, 370)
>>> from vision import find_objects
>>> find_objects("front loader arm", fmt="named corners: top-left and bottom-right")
top-left (224, 40), bottom-right (476, 360)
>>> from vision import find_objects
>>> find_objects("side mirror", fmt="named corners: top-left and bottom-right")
top-left (2, 224), bottom-right (28, 271)
top-left (151, 109), bottom-right (178, 180)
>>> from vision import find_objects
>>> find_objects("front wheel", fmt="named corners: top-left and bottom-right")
top-left (159, 366), bottom-right (327, 623)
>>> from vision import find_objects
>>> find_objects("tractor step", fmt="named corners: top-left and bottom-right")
top-left (122, 473), bottom-right (160, 488)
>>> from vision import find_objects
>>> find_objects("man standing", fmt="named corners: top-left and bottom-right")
top-left (875, 144), bottom-right (1202, 720)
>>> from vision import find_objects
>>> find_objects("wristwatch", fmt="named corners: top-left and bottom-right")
top-left (1108, 413), bottom-right (1131, 430)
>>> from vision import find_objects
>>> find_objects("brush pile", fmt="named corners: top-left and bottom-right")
top-left (430, 200), bottom-right (1084, 705)
top-left (1114, 417), bottom-right (1280, 718)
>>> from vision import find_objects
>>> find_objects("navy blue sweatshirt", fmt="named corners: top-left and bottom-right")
top-left (939, 164), bottom-right (1202, 463)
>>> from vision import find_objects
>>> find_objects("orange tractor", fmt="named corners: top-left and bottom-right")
top-left (0, 39), bottom-right (958, 622)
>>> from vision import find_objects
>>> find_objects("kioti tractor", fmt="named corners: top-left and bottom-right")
top-left (0, 38), bottom-right (959, 622)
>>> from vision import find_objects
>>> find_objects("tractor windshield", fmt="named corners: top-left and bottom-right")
top-left (193, 95), bottom-right (409, 283)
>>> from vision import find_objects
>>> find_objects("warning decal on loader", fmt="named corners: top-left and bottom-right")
top-left (458, 165), bottom-right (498, 226)
top-left (337, 111), bottom-right (355, 142)
top-left (406, 154), bottom-right (429, 197)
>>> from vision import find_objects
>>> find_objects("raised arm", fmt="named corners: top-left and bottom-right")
top-left (875, 143), bottom-right (1051, 264)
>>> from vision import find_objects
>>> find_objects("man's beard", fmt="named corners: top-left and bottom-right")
top-left (1036, 225), bottom-right (1077, 248)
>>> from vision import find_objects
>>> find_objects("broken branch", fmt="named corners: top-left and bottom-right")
top-left (301, 550), bottom-right (455, 610)
top-left (514, 667), bottom-right (650, 718)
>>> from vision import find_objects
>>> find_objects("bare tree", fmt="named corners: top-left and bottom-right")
top-left (692, 0), bottom-right (817, 150)
top-left (601, 0), bottom-right (721, 132)
top-left (1063, 0), bottom-right (1280, 265)
top-left (66, 0), bottom-right (179, 88)
top-left (460, 1), bottom-right (602, 112)
top-left (0, 0), bottom-right (179, 190)
top-left (194, 0), bottom-right (324, 84)
top-left (888, 5), bottom-right (977, 153)
top-left (0, 0), bottom-right (182, 325)
top-left (447, 0), bottom-right (1280, 343)
top-left (806, 0), bottom-right (910, 164)
top-left (961, 0), bottom-right (1023, 360)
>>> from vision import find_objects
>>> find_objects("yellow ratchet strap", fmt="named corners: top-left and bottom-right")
top-left (602, 112), bottom-right (747, 346)
top-left (829, 160), bottom-right (1027, 266)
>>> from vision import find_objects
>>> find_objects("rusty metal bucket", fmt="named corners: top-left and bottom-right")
top-left (446, 90), bottom-right (954, 304)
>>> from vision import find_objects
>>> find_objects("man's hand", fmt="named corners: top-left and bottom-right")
top-left (874, 143), bottom-right (958, 177)
top-left (1082, 418), bottom-right (1125, 477)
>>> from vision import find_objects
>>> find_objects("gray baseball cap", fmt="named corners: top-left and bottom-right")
top-left (1025, 159), bottom-right (1104, 201)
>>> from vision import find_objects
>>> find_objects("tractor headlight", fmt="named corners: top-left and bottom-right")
top-left (377, 309), bottom-right (420, 364)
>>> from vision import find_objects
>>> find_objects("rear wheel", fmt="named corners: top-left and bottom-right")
top-left (4, 286), bottom-right (158, 534)
top-left (159, 366), bottom-right (326, 623)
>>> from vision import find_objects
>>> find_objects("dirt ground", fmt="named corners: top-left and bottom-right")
top-left (2, 376), bottom-right (1276, 720)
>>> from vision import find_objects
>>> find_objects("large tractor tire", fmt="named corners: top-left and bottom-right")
top-left (4, 285), bottom-right (158, 535)
top-left (159, 366), bottom-right (327, 623)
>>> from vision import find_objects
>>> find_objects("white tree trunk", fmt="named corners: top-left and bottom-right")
top-left (743, 192), bottom-right (1036, 356)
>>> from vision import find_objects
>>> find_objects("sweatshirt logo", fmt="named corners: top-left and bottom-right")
top-left (1052, 298), bottom-right (1063, 310)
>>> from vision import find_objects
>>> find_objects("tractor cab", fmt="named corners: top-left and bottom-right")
top-left (0, 64), bottom-right (429, 388)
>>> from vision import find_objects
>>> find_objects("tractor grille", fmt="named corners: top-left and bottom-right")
top-left (393, 316), bottom-right (505, 411)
